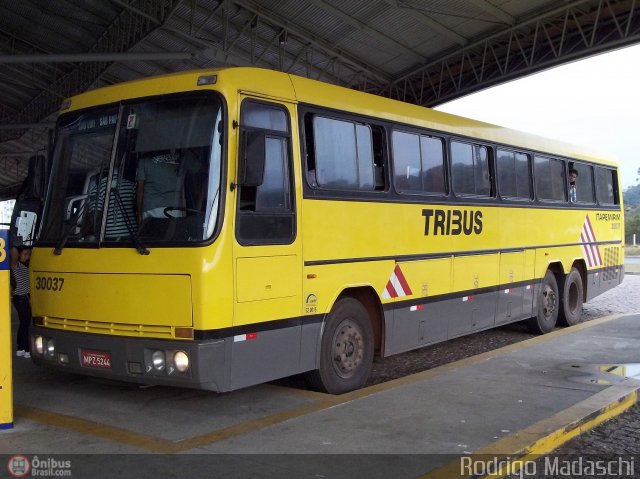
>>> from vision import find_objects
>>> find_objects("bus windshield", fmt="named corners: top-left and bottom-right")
top-left (41, 93), bottom-right (223, 248)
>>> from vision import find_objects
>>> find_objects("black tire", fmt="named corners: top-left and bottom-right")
top-left (557, 268), bottom-right (584, 327)
top-left (527, 270), bottom-right (559, 334)
top-left (306, 297), bottom-right (374, 394)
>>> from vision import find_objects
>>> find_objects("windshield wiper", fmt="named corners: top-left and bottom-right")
top-left (111, 186), bottom-right (149, 255)
top-left (53, 198), bottom-right (90, 255)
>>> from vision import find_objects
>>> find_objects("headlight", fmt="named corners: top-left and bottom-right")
top-left (34, 336), bottom-right (44, 355)
top-left (151, 350), bottom-right (165, 371)
top-left (46, 339), bottom-right (56, 357)
top-left (173, 351), bottom-right (189, 373)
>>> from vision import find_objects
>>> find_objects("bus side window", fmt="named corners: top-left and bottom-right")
top-left (393, 131), bottom-right (445, 195)
top-left (534, 155), bottom-right (566, 202)
top-left (595, 167), bottom-right (618, 205)
top-left (497, 149), bottom-right (531, 200)
top-left (451, 140), bottom-right (492, 197)
top-left (571, 162), bottom-right (595, 204)
top-left (306, 114), bottom-right (379, 191)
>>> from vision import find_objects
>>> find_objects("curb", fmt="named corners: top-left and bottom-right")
top-left (421, 381), bottom-right (640, 478)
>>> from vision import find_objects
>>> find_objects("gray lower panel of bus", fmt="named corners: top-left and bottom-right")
top-left (227, 321), bottom-right (322, 391)
top-left (30, 321), bottom-right (323, 393)
top-left (384, 284), bottom-right (535, 357)
top-left (586, 265), bottom-right (624, 302)
top-left (384, 266), bottom-right (623, 358)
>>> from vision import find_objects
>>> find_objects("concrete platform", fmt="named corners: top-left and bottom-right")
top-left (2, 310), bottom-right (640, 478)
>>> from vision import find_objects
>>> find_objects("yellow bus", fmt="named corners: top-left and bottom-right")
top-left (28, 67), bottom-right (624, 394)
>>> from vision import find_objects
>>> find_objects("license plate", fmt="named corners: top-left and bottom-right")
top-left (80, 349), bottom-right (112, 369)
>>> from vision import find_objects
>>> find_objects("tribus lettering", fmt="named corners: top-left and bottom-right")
top-left (422, 209), bottom-right (483, 236)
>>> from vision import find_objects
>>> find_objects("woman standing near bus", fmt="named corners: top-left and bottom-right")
top-left (11, 245), bottom-right (32, 359)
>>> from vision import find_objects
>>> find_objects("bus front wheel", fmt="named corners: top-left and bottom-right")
top-left (558, 268), bottom-right (584, 327)
top-left (527, 270), bottom-right (559, 334)
top-left (307, 297), bottom-right (374, 394)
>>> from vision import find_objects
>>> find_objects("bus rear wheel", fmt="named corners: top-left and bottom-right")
top-left (306, 297), bottom-right (374, 394)
top-left (558, 268), bottom-right (584, 327)
top-left (527, 270), bottom-right (559, 334)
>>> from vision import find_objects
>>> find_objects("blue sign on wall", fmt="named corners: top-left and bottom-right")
top-left (0, 230), bottom-right (8, 270)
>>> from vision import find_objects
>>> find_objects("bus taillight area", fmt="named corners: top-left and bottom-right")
top-left (29, 325), bottom-right (227, 391)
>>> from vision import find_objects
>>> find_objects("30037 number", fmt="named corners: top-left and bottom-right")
top-left (35, 276), bottom-right (65, 291)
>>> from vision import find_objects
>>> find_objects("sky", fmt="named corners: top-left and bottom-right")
top-left (435, 43), bottom-right (640, 191)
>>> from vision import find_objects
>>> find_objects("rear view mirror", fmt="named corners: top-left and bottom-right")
top-left (239, 130), bottom-right (266, 187)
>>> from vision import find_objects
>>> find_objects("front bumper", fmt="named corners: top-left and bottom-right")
top-left (30, 326), bottom-right (228, 391)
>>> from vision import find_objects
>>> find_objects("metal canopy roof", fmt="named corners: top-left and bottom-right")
top-left (1, 0), bottom-right (639, 198)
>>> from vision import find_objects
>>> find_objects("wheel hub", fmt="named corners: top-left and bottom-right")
top-left (333, 320), bottom-right (364, 378)
top-left (542, 285), bottom-right (557, 318)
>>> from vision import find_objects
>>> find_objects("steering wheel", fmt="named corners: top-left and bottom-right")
top-left (163, 206), bottom-right (201, 218)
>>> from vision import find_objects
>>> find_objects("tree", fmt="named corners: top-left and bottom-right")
top-left (623, 184), bottom-right (640, 207)
top-left (626, 206), bottom-right (640, 244)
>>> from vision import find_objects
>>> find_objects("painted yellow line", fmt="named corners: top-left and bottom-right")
top-left (420, 381), bottom-right (640, 479)
top-left (15, 313), bottom-right (629, 453)
top-left (264, 382), bottom-right (333, 401)
top-left (171, 397), bottom-right (343, 452)
top-left (14, 404), bottom-right (175, 453)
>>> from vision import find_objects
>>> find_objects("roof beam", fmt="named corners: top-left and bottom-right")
top-left (302, 0), bottom-right (427, 62)
top-left (107, 0), bottom-right (162, 26)
top-left (387, 0), bottom-right (640, 106)
top-left (381, 0), bottom-right (468, 45)
top-left (0, 52), bottom-right (193, 64)
top-left (394, 0), bottom-right (596, 83)
top-left (467, 0), bottom-right (515, 26)
top-left (150, 0), bottom-right (389, 87)
top-left (233, 0), bottom-right (390, 83)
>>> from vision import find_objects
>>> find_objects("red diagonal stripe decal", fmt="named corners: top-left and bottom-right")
top-left (585, 215), bottom-right (596, 239)
top-left (394, 265), bottom-right (412, 296)
top-left (581, 232), bottom-right (594, 266)
top-left (583, 215), bottom-right (602, 265)
top-left (385, 281), bottom-right (398, 298)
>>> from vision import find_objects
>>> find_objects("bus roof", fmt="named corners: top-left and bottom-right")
top-left (64, 67), bottom-right (617, 168)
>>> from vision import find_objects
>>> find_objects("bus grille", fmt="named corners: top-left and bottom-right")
top-left (42, 317), bottom-right (175, 339)
top-left (602, 247), bottom-right (620, 281)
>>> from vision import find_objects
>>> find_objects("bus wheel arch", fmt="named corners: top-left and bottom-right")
top-left (558, 262), bottom-right (585, 327)
top-left (306, 288), bottom-right (381, 394)
top-left (571, 260), bottom-right (588, 303)
top-left (338, 287), bottom-right (384, 357)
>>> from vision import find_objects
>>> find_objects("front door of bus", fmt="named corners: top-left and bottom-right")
top-left (231, 96), bottom-right (302, 389)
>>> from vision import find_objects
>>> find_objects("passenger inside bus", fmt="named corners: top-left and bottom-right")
top-left (568, 166), bottom-right (578, 202)
top-left (135, 148), bottom-right (205, 240)
top-left (85, 167), bottom-right (136, 240)
top-left (136, 149), bottom-right (203, 215)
